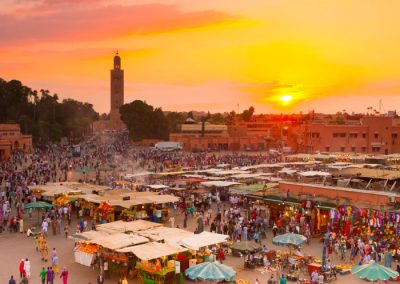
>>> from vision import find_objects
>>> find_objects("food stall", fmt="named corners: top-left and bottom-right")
top-left (178, 231), bottom-right (229, 264)
top-left (118, 242), bottom-right (187, 284)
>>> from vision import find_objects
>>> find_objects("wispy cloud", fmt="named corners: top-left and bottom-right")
top-left (1, 2), bottom-right (237, 45)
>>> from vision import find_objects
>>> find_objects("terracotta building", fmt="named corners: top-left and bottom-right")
top-left (0, 124), bottom-right (32, 161)
top-left (300, 116), bottom-right (400, 154)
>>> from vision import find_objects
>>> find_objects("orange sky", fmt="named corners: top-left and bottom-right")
top-left (2, 0), bottom-right (400, 114)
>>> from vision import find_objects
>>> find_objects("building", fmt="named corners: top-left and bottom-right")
top-left (301, 116), bottom-right (400, 154)
top-left (110, 52), bottom-right (125, 129)
top-left (0, 124), bottom-right (32, 161)
top-left (169, 120), bottom-right (268, 151)
top-left (93, 52), bottom-right (126, 131)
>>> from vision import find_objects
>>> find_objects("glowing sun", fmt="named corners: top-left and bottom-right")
top-left (279, 95), bottom-right (293, 105)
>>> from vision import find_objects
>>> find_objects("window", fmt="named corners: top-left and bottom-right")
top-left (362, 133), bottom-right (367, 138)
top-left (341, 146), bottom-right (346, 152)
top-left (392, 133), bottom-right (398, 139)
top-left (374, 133), bottom-right (379, 139)
top-left (372, 146), bottom-right (380, 152)
top-left (325, 146), bottom-right (330, 152)
top-left (311, 132), bottom-right (320, 138)
top-left (351, 146), bottom-right (356, 152)
top-left (361, 146), bottom-right (366, 152)
top-left (349, 133), bottom-right (358, 138)
top-left (333, 133), bottom-right (346, 138)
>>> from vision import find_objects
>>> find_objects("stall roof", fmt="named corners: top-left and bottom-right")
top-left (143, 195), bottom-right (180, 204)
top-left (201, 181), bottom-right (241, 188)
top-left (96, 220), bottom-right (162, 234)
top-left (122, 172), bottom-right (153, 179)
top-left (231, 184), bottom-right (265, 193)
top-left (211, 170), bottom-right (250, 176)
top-left (231, 173), bottom-right (266, 179)
top-left (334, 168), bottom-right (400, 180)
top-left (137, 227), bottom-right (194, 244)
top-left (174, 177), bottom-right (205, 183)
top-left (145, 184), bottom-right (169, 190)
top-left (240, 163), bottom-right (284, 170)
top-left (278, 168), bottom-right (298, 175)
top-left (118, 242), bottom-right (187, 260)
top-left (90, 233), bottom-right (149, 250)
top-left (298, 171), bottom-right (332, 177)
top-left (178, 231), bottom-right (228, 250)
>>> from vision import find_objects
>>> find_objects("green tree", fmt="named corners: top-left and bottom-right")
top-left (0, 78), bottom-right (99, 144)
top-left (240, 106), bottom-right (255, 121)
top-left (120, 100), bottom-right (169, 141)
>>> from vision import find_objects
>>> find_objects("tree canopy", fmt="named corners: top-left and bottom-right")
top-left (120, 100), bottom-right (169, 141)
top-left (0, 78), bottom-right (99, 143)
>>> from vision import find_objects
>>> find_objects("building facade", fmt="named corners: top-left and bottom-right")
top-left (301, 116), bottom-right (400, 154)
top-left (0, 124), bottom-right (32, 161)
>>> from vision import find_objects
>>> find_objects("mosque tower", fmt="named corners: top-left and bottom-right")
top-left (110, 51), bottom-right (124, 129)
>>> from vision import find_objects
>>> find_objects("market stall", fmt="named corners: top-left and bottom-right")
top-left (118, 242), bottom-right (187, 284)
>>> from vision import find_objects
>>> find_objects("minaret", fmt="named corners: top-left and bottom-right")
top-left (110, 51), bottom-right (124, 128)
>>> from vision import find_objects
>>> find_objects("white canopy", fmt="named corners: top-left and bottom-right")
top-left (118, 242), bottom-right (186, 260)
top-left (298, 171), bottom-right (331, 177)
top-left (178, 231), bottom-right (228, 250)
top-left (278, 168), bottom-right (298, 175)
top-left (137, 227), bottom-right (194, 244)
top-left (96, 220), bottom-right (162, 234)
top-left (90, 233), bottom-right (149, 250)
top-left (146, 184), bottom-right (169, 190)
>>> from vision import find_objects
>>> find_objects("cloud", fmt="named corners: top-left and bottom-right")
top-left (0, 2), bottom-right (237, 46)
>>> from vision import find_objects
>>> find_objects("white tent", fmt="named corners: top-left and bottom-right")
top-left (118, 242), bottom-right (186, 260)
top-left (178, 231), bottom-right (228, 250)
top-left (90, 233), bottom-right (149, 250)
top-left (96, 220), bottom-right (162, 234)
top-left (146, 184), bottom-right (169, 190)
top-left (298, 171), bottom-right (332, 177)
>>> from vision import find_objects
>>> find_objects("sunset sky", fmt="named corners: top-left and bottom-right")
top-left (2, 0), bottom-right (400, 114)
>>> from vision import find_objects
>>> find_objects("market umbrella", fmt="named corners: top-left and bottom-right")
top-left (351, 261), bottom-right (399, 282)
top-left (185, 261), bottom-right (236, 282)
top-left (272, 233), bottom-right (307, 255)
top-left (24, 201), bottom-right (53, 210)
top-left (230, 241), bottom-right (261, 253)
top-left (24, 201), bottom-right (53, 225)
top-left (272, 233), bottom-right (307, 247)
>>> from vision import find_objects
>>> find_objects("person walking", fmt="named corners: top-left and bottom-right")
top-left (46, 267), bottom-right (53, 284)
top-left (60, 267), bottom-right (68, 284)
top-left (19, 259), bottom-right (25, 278)
top-left (8, 275), bottom-right (16, 284)
top-left (23, 258), bottom-right (31, 278)
top-left (40, 267), bottom-right (46, 284)
top-left (97, 272), bottom-right (104, 284)
top-left (52, 255), bottom-right (59, 275)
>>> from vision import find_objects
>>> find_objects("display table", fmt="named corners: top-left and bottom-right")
top-left (137, 263), bottom-right (176, 284)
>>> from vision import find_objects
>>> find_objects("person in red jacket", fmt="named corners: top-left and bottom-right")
top-left (19, 259), bottom-right (25, 279)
